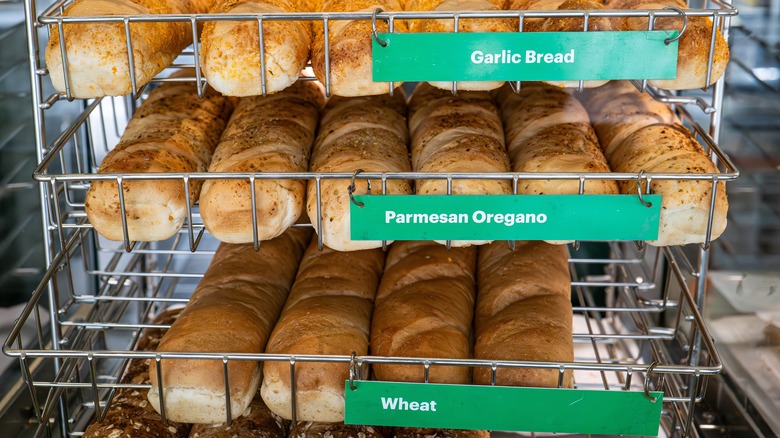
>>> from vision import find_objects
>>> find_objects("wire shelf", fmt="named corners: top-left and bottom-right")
top-left (3, 226), bottom-right (721, 437)
top-left (35, 0), bottom-right (738, 100)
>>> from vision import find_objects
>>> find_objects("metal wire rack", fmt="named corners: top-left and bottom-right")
top-left (36, 0), bottom-right (738, 100)
top-left (6, 0), bottom-right (743, 436)
top-left (3, 226), bottom-right (722, 438)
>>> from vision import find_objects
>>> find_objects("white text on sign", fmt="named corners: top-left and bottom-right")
top-left (381, 397), bottom-right (437, 412)
top-left (471, 49), bottom-right (575, 64)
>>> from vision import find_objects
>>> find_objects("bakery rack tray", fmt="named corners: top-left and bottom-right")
top-left (35, 0), bottom-right (738, 100)
top-left (3, 224), bottom-right (721, 437)
top-left (30, 85), bottom-right (739, 254)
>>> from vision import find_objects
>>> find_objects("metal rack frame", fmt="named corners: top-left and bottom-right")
top-left (8, 0), bottom-right (739, 436)
top-left (3, 227), bottom-right (722, 437)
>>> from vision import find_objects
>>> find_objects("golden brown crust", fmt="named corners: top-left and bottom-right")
top-left (45, 0), bottom-right (208, 98)
top-left (493, 83), bottom-right (617, 196)
top-left (311, 0), bottom-right (405, 96)
top-left (85, 73), bottom-right (233, 242)
top-left (306, 94), bottom-right (412, 251)
top-left (474, 241), bottom-right (573, 388)
top-left (261, 240), bottom-right (386, 422)
top-left (408, 83), bottom-right (511, 230)
top-left (371, 242), bottom-right (476, 384)
top-left (604, 0), bottom-right (729, 89)
top-left (148, 228), bottom-right (312, 424)
top-left (581, 82), bottom-right (728, 245)
top-left (201, 0), bottom-right (311, 96)
top-left (200, 82), bottom-right (324, 243)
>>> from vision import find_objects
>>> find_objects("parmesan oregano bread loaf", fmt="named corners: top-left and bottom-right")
top-left (148, 228), bottom-right (311, 424)
top-left (493, 82), bottom-right (618, 196)
top-left (200, 0), bottom-right (312, 96)
top-left (200, 81), bottom-right (324, 243)
top-left (261, 239), bottom-right (386, 422)
top-left (474, 241), bottom-right (574, 388)
top-left (46, 0), bottom-right (213, 98)
top-left (605, 0), bottom-right (729, 90)
top-left (311, 0), bottom-right (406, 96)
top-left (404, 0), bottom-right (515, 91)
top-left (306, 93), bottom-right (411, 251)
top-left (408, 83), bottom-right (512, 247)
top-left (582, 81), bottom-right (728, 246)
top-left (85, 70), bottom-right (234, 242)
top-left (371, 241), bottom-right (477, 384)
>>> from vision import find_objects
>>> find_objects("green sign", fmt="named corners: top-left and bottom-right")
top-left (345, 381), bottom-right (663, 436)
top-left (349, 194), bottom-right (661, 241)
top-left (372, 31), bottom-right (678, 82)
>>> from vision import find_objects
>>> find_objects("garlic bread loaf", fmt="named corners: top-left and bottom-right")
top-left (605, 0), bottom-right (729, 89)
top-left (404, 0), bottom-right (516, 91)
top-left (504, 0), bottom-right (617, 88)
top-left (46, 0), bottom-right (209, 98)
top-left (148, 228), bottom-right (311, 424)
top-left (474, 241), bottom-right (573, 388)
top-left (200, 81), bottom-right (324, 243)
top-left (311, 0), bottom-right (405, 96)
top-left (306, 93), bottom-right (412, 251)
top-left (261, 240), bottom-right (386, 422)
top-left (85, 72), bottom-right (234, 242)
top-left (371, 241), bottom-right (477, 384)
top-left (200, 0), bottom-right (311, 96)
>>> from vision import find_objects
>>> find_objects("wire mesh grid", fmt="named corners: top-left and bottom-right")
top-left (35, 0), bottom-right (738, 101)
top-left (2, 226), bottom-right (721, 437)
top-left (31, 85), bottom-right (739, 256)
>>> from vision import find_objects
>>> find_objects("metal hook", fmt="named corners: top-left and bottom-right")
top-left (662, 7), bottom-right (688, 45)
top-left (348, 169), bottom-right (370, 207)
top-left (637, 170), bottom-right (653, 208)
top-left (643, 361), bottom-right (659, 403)
top-left (348, 352), bottom-right (358, 391)
top-left (372, 8), bottom-right (388, 48)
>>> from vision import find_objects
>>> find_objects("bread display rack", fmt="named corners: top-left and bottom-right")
top-left (5, 0), bottom-right (739, 436)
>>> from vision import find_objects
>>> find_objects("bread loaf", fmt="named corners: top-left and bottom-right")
top-left (200, 0), bottom-right (311, 96)
top-left (85, 309), bottom-right (190, 438)
top-left (148, 228), bottom-right (312, 424)
top-left (200, 82), bottom-right (324, 243)
top-left (306, 94), bottom-right (411, 251)
top-left (408, 83), bottom-right (511, 247)
top-left (85, 71), bottom-right (234, 242)
top-left (582, 81), bottom-right (728, 246)
top-left (261, 241), bottom-right (386, 422)
top-left (311, 0), bottom-right (405, 96)
top-left (474, 241), bottom-right (573, 388)
top-left (46, 0), bottom-right (210, 98)
top-left (371, 241), bottom-right (476, 384)
top-left (580, 81), bottom-right (680, 157)
top-left (493, 83), bottom-right (617, 196)
top-left (188, 395), bottom-right (289, 438)
top-left (289, 422), bottom-right (386, 438)
top-left (609, 124), bottom-right (728, 246)
top-left (504, 0), bottom-right (617, 88)
top-left (404, 0), bottom-right (515, 91)
top-left (605, 0), bottom-right (729, 89)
